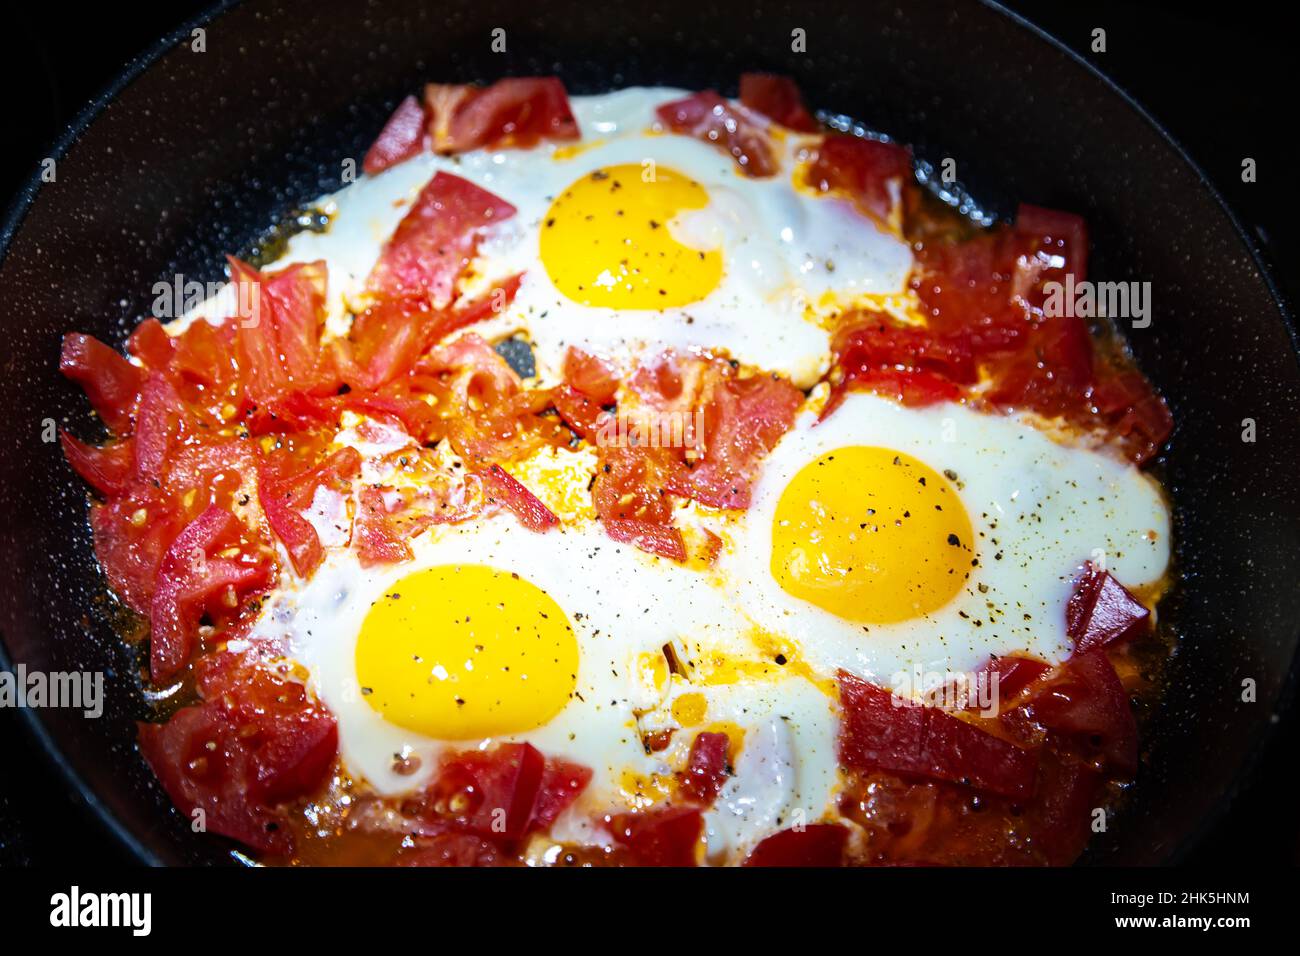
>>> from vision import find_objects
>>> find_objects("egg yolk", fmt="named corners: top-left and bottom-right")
top-left (771, 447), bottom-right (974, 623)
top-left (355, 564), bottom-right (578, 740)
top-left (540, 163), bottom-right (722, 308)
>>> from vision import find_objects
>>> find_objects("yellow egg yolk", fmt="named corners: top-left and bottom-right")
top-left (540, 163), bottom-right (722, 308)
top-left (355, 564), bottom-right (578, 739)
top-left (771, 447), bottom-right (974, 623)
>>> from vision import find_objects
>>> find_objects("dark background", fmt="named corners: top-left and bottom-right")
top-left (1, 0), bottom-right (1294, 866)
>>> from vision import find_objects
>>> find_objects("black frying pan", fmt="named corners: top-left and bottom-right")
top-left (2, 0), bottom-right (1296, 866)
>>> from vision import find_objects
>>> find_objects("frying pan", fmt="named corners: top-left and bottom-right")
top-left (1, 0), bottom-right (1296, 866)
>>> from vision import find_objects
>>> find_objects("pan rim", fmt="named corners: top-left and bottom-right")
top-left (1, 0), bottom-right (1295, 867)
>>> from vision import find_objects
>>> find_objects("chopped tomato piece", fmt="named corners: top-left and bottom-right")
top-left (563, 346), bottom-right (619, 403)
top-left (424, 78), bottom-right (579, 155)
top-left (975, 655), bottom-right (1052, 710)
top-left (335, 384), bottom-right (443, 442)
top-left (259, 447), bottom-right (362, 577)
top-left (60, 333), bottom-right (144, 434)
top-left (908, 202), bottom-right (1171, 467)
top-left (678, 731), bottom-right (730, 805)
top-left (444, 272), bottom-right (524, 329)
top-left (363, 94), bottom-right (428, 175)
top-left (1023, 650), bottom-right (1138, 775)
top-left (983, 313), bottom-right (1093, 412)
top-left (1015, 203), bottom-right (1089, 283)
top-left (60, 432), bottom-right (134, 497)
top-left (739, 73), bottom-right (817, 132)
top-left (1091, 366), bottom-right (1173, 465)
top-left (353, 486), bottom-right (428, 566)
top-left (479, 463), bottom-right (559, 532)
top-left (418, 333), bottom-right (522, 405)
top-left (656, 91), bottom-right (777, 177)
top-left (834, 315), bottom-right (979, 384)
top-left (427, 743), bottom-right (590, 841)
top-left (89, 491), bottom-right (181, 614)
top-left (592, 443), bottom-right (687, 560)
top-left (744, 824), bottom-right (849, 867)
top-left (837, 671), bottom-right (1039, 799)
top-left (603, 518), bottom-right (687, 562)
top-left (227, 258), bottom-right (332, 407)
top-left (418, 336), bottom-right (568, 465)
top-left (1022, 750), bottom-right (1102, 866)
top-left (347, 297), bottom-right (439, 390)
top-left (173, 317), bottom-right (238, 392)
top-left (366, 172), bottom-right (517, 309)
top-left (678, 369), bottom-right (801, 509)
top-left (607, 806), bottom-right (703, 867)
top-left (349, 273), bottom-right (523, 389)
top-left (805, 133), bottom-right (912, 221)
top-left (831, 368), bottom-right (962, 412)
top-left (132, 372), bottom-right (185, 483)
top-left (1067, 563), bottom-right (1151, 653)
top-left (532, 759), bottom-right (594, 832)
top-left (127, 317), bottom-right (175, 370)
top-left (137, 657), bottom-right (336, 854)
top-left (552, 384), bottom-right (609, 441)
top-left (149, 506), bottom-right (271, 682)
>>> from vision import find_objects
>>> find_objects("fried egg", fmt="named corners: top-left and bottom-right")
top-left (263, 87), bottom-right (913, 388)
top-left (718, 390), bottom-right (1172, 698)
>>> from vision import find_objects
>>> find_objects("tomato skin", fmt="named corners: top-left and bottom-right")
top-left (607, 806), bottom-right (704, 867)
top-left (1067, 563), bottom-right (1151, 653)
top-left (363, 94), bottom-right (427, 175)
top-left (837, 671), bottom-right (1039, 799)
top-left (744, 824), bottom-right (850, 867)
top-left (676, 368), bottom-right (802, 509)
top-left (149, 506), bottom-right (271, 682)
top-left (60, 432), bottom-right (134, 497)
top-left (563, 347), bottom-right (619, 403)
top-left (739, 73), bottom-right (817, 132)
top-left (60, 333), bottom-right (144, 434)
top-left (366, 172), bottom-right (517, 309)
top-left (656, 91), bottom-right (778, 177)
top-left (479, 464), bottom-right (559, 532)
top-left (974, 655), bottom-right (1052, 709)
top-left (127, 317), bottom-right (175, 369)
top-left (132, 372), bottom-right (186, 484)
top-left (424, 78), bottom-right (579, 155)
top-left (552, 384), bottom-right (609, 441)
top-left (678, 731), bottom-right (730, 805)
top-left (603, 518), bottom-right (687, 562)
top-left (805, 134), bottom-right (912, 221)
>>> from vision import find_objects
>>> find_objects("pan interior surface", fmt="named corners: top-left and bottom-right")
top-left (1, 0), bottom-right (1295, 865)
